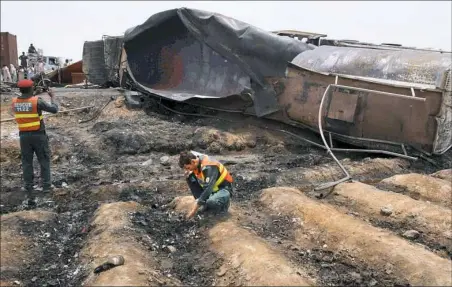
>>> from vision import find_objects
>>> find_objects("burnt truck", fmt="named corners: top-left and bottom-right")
top-left (83, 8), bottom-right (452, 158)
top-left (82, 35), bottom-right (124, 87)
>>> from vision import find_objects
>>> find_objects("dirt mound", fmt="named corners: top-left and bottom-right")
top-left (260, 187), bottom-right (452, 286)
top-left (331, 181), bottom-right (452, 257)
top-left (431, 169), bottom-right (452, 181)
top-left (0, 207), bottom-right (92, 287)
top-left (209, 220), bottom-right (314, 286)
top-left (2, 88), bottom-right (451, 287)
top-left (81, 201), bottom-right (181, 286)
top-left (379, 173), bottom-right (452, 207)
top-left (1, 210), bottom-right (57, 283)
top-left (276, 157), bottom-right (410, 188)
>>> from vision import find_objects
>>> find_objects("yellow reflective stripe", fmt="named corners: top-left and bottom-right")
top-left (18, 121), bottom-right (41, 128)
top-left (15, 113), bottom-right (41, 119)
top-left (213, 164), bottom-right (228, 192)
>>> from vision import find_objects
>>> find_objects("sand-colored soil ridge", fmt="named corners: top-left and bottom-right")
top-left (170, 196), bottom-right (314, 286)
top-left (332, 181), bottom-right (452, 253)
top-left (277, 158), bottom-right (409, 186)
top-left (260, 187), bottom-right (452, 286)
top-left (1, 210), bottom-right (57, 286)
top-left (431, 169), bottom-right (452, 181)
top-left (81, 201), bottom-right (181, 286)
top-left (381, 173), bottom-right (452, 207)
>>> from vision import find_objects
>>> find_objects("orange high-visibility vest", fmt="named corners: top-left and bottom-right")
top-left (12, 96), bottom-right (43, 132)
top-left (193, 156), bottom-right (233, 193)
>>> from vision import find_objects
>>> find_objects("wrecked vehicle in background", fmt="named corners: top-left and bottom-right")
top-left (87, 7), bottom-right (452, 159)
top-left (121, 8), bottom-right (313, 117)
top-left (285, 46), bottom-right (452, 156)
top-left (82, 35), bottom-right (123, 87)
top-left (273, 29), bottom-right (450, 53)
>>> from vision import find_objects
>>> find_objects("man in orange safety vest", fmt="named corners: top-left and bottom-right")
top-left (179, 150), bottom-right (233, 219)
top-left (11, 79), bottom-right (59, 200)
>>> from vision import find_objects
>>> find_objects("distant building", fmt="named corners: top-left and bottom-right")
top-left (0, 32), bottom-right (18, 67)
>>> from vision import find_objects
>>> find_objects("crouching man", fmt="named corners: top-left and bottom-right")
top-left (179, 151), bottom-right (233, 219)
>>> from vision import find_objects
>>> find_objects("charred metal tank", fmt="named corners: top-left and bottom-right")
top-left (82, 40), bottom-right (107, 85)
top-left (118, 8), bottom-right (451, 157)
top-left (292, 45), bottom-right (451, 86)
top-left (82, 36), bottom-right (124, 87)
top-left (122, 8), bottom-right (313, 116)
top-left (272, 46), bottom-right (452, 155)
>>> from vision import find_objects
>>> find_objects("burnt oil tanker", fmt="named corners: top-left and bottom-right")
top-left (82, 7), bottom-right (452, 160)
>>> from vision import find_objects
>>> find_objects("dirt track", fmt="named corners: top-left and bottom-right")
top-left (1, 88), bottom-right (451, 286)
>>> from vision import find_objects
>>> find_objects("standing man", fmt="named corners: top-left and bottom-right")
top-left (179, 150), bottom-right (233, 219)
top-left (19, 52), bottom-right (28, 69)
top-left (10, 64), bottom-right (17, 83)
top-left (11, 80), bottom-right (59, 197)
top-left (2, 65), bottom-right (12, 82)
top-left (37, 59), bottom-right (45, 75)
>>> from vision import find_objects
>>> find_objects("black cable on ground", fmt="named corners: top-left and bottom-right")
top-left (79, 96), bottom-right (116, 124)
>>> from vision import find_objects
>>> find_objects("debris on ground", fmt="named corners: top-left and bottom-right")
top-left (380, 206), bottom-right (393, 216)
top-left (1, 88), bottom-right (451, 286)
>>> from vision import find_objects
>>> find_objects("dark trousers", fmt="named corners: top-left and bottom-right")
top-left (19, 132), bottom-right (51, 191)
top-left (186, 173), bottom-right (231, 212)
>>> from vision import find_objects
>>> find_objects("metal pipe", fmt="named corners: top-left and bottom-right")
top-left (314, 84), bottom-right (351, 191)
top-left (437, 144), bottom-right (452, 155)
top-left (401, 144), bottom-right (408, 156)
top-left (332, 84), bottom-right (426, 102)
top-left (331, 147), bottom-right (417, 161)
top-left (330, 131), bottom-right (407, 146)
top-left (276, 129), bottom-right (327, 149)
top-left (315, 177), bottom-right (351, 191)
top-left (329, 132), bottom-right (333, 148)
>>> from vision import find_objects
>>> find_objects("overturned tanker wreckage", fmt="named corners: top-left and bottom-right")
top-left (84, 8), bottom-right (452, 188)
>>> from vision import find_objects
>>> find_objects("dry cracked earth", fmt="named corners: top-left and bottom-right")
top-left (1, 88), bottom-right (451, 287)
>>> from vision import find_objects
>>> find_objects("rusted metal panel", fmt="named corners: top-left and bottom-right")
top-left (275, 64), bottom-right (448, 154)
top-left (47, 60), bottom-right (83, 84)
top-left (71, 72), bottom-right (85, 84)
top-left (0, 32), bottom-right (18, 67)
top-left (327, 90), bottom-right (358, 123)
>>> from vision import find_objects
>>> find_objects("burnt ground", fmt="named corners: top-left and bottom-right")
top-left (241, 205), bottom-right (410, 287)
top-left (1, 88), bottom-right (451, 286)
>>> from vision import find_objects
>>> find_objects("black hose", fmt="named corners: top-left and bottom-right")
top-left (79, 96), bottom-right (116, 124)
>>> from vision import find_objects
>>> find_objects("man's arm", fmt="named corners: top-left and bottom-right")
top-left (37, 89), bottom-right (59, 114)
top-left (9, 103), bottom-right (15, 117)
top-left (196, 166), bottom-right (220, 205)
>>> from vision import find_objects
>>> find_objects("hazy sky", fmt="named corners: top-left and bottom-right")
top-left (1, 1), bottom-right (451, 61)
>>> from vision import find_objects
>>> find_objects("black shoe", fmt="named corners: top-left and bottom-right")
top-left (21, 187), bottom-right (34, 193)
top-left (27, 197), bottom-right (37, 206)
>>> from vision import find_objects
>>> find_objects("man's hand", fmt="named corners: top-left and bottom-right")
top-left (184, 170), bottom-right (192, 177)
top-left (47, 88), bottom-right (54, 97)
top-left (186, 201), bottom-right (199, 220)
